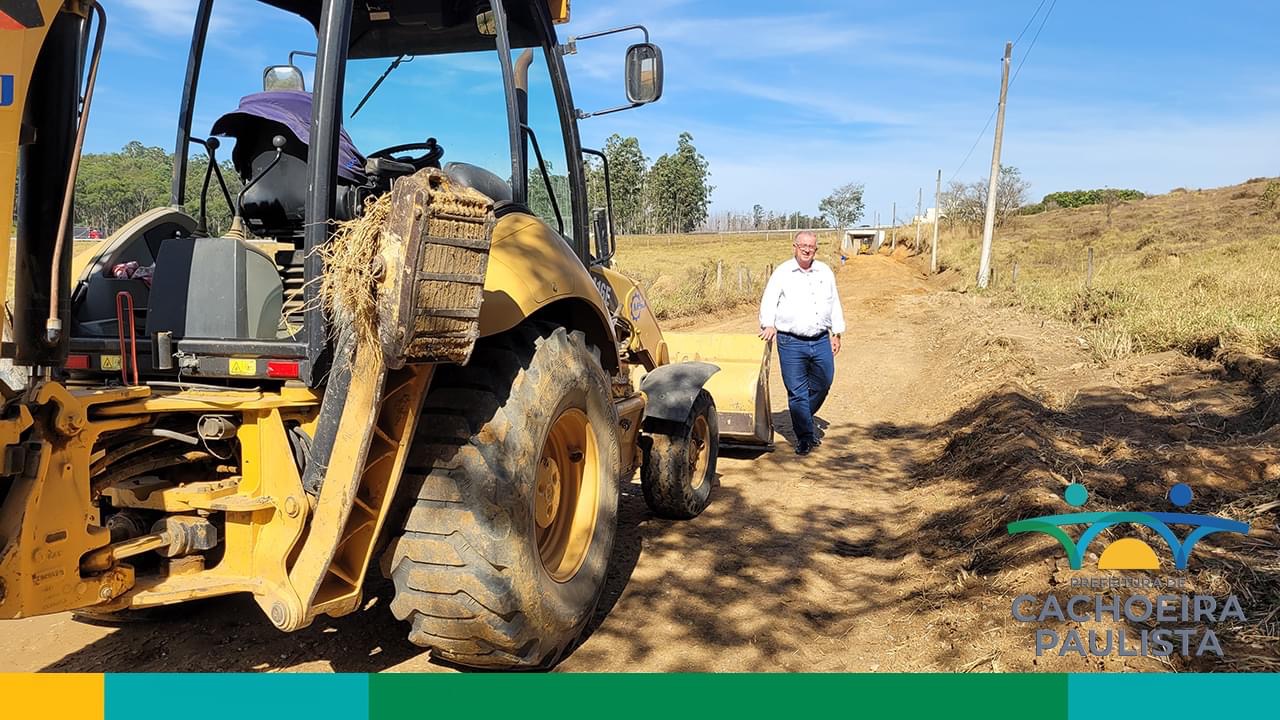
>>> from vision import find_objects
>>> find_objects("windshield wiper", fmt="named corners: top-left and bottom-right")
top-left (351, 54), bottom-right (414, 118)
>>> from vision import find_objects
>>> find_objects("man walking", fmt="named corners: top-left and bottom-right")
top-left (759, 231), bottom-right (845, 455)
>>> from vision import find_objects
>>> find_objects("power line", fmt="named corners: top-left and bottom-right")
top-left (947, 106), bottom-right (997, 184)
top-left (947, 0), bottom-right (1057, 184)
top-left (1012, 0), bottom-right (1049, 47)
top-left (1010, 0), bottom-right (1056, 86)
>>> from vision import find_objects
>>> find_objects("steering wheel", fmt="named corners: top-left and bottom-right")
top-left (367, 137), bottom-right (444, 170)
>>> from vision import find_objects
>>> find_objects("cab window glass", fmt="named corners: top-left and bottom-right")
top-left (344, 47), bottom-right (510, 183)
top-left (519, 47), bottom-right (575, 242)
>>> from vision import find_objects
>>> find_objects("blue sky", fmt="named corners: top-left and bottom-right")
top-left (84, 1), bottom-right (1280, 223)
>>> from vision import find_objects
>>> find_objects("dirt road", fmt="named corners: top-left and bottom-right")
top-left (4, 254), bottom-right (1275, 672)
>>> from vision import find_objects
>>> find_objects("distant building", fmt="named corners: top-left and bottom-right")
top-left (911, 208), bottom-right (939, 224)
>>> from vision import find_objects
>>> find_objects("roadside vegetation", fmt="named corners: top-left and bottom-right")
top-left (935, 177), bottom-right (1280, 359)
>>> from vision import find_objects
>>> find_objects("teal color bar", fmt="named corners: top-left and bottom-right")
top-left (1069, 674), bottom-right (1278, 716)
top-left (105, 673), bottom-right (368, 720)
top-left (371, 673), bottom-right (1067, 719)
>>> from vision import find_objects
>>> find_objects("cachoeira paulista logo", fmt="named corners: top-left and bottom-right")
top-left (1006, 482), bottom-right (1249, 658)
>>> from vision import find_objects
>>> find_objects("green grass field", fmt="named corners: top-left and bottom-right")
top-left (934, 178), bottom-right (1280, 358)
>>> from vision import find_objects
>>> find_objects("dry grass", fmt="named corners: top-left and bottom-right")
top-left (935, 177), bottom-right (1280, 358)
top-left (319, 192), bottom-right (391, 356)
top-left (614, 230), bottom-right (844, 320)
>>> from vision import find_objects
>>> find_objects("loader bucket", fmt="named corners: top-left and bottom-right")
top-left (663, 332), bottom-right (773, 447)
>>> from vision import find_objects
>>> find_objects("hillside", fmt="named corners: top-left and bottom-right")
top-left (935, 178), bottom-right (1280, 359)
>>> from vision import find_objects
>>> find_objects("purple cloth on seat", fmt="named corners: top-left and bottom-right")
top-left (211, 90), bottom-right (366, 183)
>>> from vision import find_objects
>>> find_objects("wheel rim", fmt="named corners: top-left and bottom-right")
top-left (535, 408), bottom-right (600, 583)
top-left (689, 415), bottom-right (711, 490)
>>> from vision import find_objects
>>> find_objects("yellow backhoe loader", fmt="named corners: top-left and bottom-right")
top-left (0, 0), bottom-right (771, 669)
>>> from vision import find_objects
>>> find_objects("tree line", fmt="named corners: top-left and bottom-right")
top-left (74, 141), bottom-right (241, 235)
top-left (703, 206), bottom-right (827, 232)
top-left (940, 165), bottom-right (1030, 232)
top-left (75, 134), bottom-right (719, 240)
top-left (578, 132), bottom-right (713, 235)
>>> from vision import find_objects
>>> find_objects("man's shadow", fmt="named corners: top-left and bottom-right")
top-left (768, 410), bottom-right (828, 446)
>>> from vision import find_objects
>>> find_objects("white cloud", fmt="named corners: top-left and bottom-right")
top-left (116, 0), bottom-right (195, 33)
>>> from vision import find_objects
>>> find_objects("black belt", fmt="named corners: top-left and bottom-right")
top-left (779, 330), bottom-right (828, 341)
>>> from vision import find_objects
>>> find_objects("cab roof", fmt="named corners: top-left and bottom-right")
top-left (260, 0), bottom-right (561, 58)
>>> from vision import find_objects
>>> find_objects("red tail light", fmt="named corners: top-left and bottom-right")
top-left (65, 354), bottom-right (90, 370)
top-left (266, 360), bottom-right (300, 379)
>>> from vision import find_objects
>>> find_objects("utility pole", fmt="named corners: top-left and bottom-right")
top-left (915, 187), bottom-right (923, 252)
top-left (977, 41), bottom-right (1012, 289)
top-left (891, 202), bottom-right (897, 250)
top-left (931, 169), bottom-right (941, 274)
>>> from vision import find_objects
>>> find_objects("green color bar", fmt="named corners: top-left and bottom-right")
top-left (370, 673), bottom-right (1067, 719)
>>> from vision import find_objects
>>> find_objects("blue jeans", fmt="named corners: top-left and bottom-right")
top-left (776, 332), bottom-right (834, 445)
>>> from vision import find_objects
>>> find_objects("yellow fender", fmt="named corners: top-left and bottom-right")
top-left (477, 213), bottom-right (618, 371)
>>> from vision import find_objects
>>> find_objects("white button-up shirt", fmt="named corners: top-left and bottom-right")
top-left (759, 258), bottom-right (846, 337)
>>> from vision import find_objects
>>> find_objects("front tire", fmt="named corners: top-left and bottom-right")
top-left (640, 389), bottom-right (718, 519)
top-left (382, 322), bottom-right (620, 669)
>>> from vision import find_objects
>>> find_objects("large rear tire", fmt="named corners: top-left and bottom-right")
top-left (640, 389), bottom-right (718, 519)
top-left (382, 322), bottom-right (620, 669)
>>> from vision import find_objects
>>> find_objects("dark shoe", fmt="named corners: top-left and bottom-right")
top-left (795, 441), bottom-right (813, 456)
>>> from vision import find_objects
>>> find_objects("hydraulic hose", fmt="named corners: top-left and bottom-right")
top-left (47, 1), bottom-right (107, 345)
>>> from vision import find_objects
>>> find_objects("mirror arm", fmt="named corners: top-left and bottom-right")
top-left (567, 24), bottom-right (650, 47)
top-left (575, 102), bottom-right (644, 120)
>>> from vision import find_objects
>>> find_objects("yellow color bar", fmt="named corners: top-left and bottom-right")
top-left (0, 673), bottom-right (103, 720)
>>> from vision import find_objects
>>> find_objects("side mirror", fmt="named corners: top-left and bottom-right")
top-left (263, 65), bottom-right (305, 92)
top-left (567, 26), bottom-right (663, 119)
top-left (624, 43), bottom-right (663, 104)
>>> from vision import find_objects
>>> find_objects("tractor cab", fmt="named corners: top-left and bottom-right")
top-left (61, 0), bottom-right (585, 386)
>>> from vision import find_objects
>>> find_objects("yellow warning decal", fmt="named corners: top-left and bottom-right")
top-left (100, 354), bottom-right (121, 370)
top-left (228, 358), bottom-right (257, 376)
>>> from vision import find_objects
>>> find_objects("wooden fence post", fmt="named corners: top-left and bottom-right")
top-left (716, 260), bottom-right (724, 291)
top-left (1086, 247), bottom-right (1094, 290)
top-left (1012, 261), bottom-right (1020, 286)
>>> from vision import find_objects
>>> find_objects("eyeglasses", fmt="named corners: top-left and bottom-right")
top-left (794, 245), bottom-right (817, 252)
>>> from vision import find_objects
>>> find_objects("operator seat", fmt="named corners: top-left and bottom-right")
top-left (211, 90), bottom-right (366, 234)
top-left (443, 162), bottom-right (512, 204)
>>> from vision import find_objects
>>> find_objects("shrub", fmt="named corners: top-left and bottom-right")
top-left (1040, 188), bottom-right (1145, 209)
top-left (1258, 181), bottom-right (1280, 217)
top-left (1065, 288), bottom-right (1128, 325)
